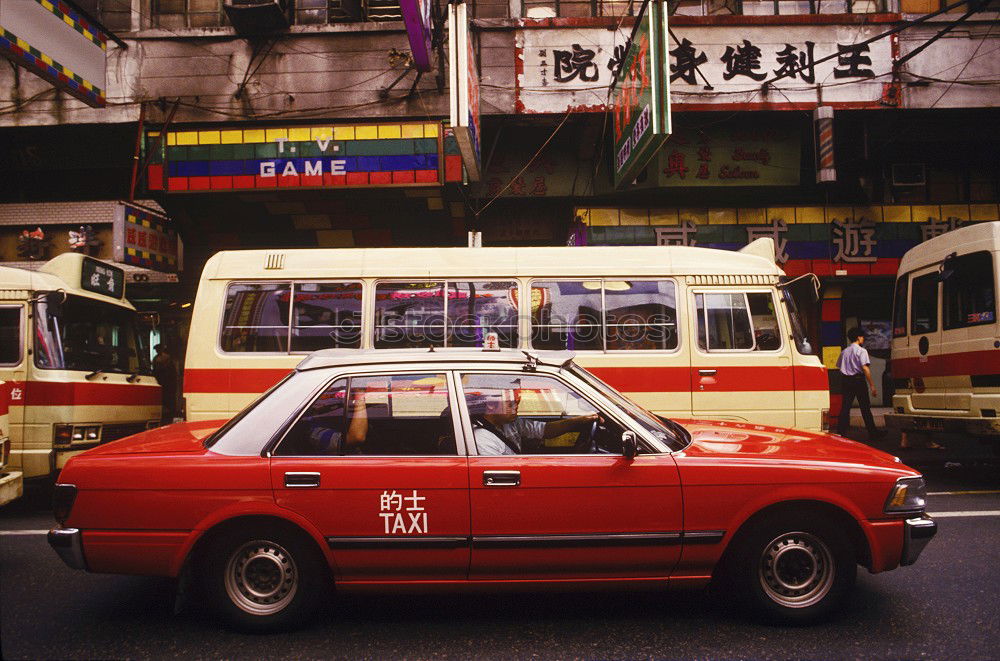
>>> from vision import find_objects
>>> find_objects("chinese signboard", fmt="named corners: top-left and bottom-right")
top-left (400, 0), bottom-right (433, 72)
top-left (146, 122), bottom-right (444, 192)
top-left (612, 0), bottom-right (669, 189)
top-left (113, 202), bottom-right (179, 273)
top-left (518, 24), bottom-right (893, 113)
top-left (656, 124), bottom-right (800, 187)
top-left (576, 204), bottom-right (1000, 277)
top-left (81, 256), bottom-right (124, 299)
top-left (448, 3), bottom-right (481, 181)
top-left (0, 0), bottom-right (107, 107)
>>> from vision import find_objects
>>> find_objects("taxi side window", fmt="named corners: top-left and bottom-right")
top-left (461, 373), bottom-right (625, 456)
top-left (275, 374), bottom-right (456, 456)
top-left (695, 291), bottom-right (781, 352)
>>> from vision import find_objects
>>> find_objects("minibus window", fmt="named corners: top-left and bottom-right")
top-left (605, 281), bottom-right (678, 351)
top-left (290, 282), bottom-right (363, 351)
top-left (446, 281), bottom-right (518, 348)
top-left (911, 274), bottom-right (939, 335)
top-left (530, 281), bottom-right (603, 351)
top-left (374, 282), bottom-right (446, 349)
top-left (221, 283), bottom-right (291, 352)
top-left (892, 276), bottom-right (908, 338)
top-left (696, 292), bottom-right (754, 351)
top-left (943, 251), bottom-right (996, 330)
top-left (0, 306), bottom-right (22, 365)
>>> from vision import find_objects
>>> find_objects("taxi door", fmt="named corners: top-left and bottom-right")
top-left (689, 289), bottom-right (795, 427)
top-left (459, 371), bottom-right (684, 580)
top-left (269, 371), bottom-right (470, 582)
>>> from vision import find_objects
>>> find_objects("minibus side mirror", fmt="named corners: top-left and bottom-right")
top-left (44, 291), bottom-right (64, 318)
top-left (622, 431), bottom-right (638, 460)
top-left (938, 253), bottom-right (957, 282)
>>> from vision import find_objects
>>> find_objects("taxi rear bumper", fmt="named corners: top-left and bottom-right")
top-left (902, 515), bottom-right (937, 566)
top-left (48, 528), bottom-right (87, 571)
top-left (0, 470), bottom-right (23, 507)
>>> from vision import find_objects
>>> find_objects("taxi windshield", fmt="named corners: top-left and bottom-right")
top-left (569, 364), bottom-right (688, 451)
top-left (33, 294), bottom-right (151, 375)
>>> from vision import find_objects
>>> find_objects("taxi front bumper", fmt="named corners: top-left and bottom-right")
top-left (48, 528), bottom-right (87, 571)
top-left (0, 470), bottom-right (23, 507)
top-left (902, 515), bottom-right (937, 566)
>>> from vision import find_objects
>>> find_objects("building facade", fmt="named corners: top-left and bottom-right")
top-left (0, 0), bottom-right (997, 410)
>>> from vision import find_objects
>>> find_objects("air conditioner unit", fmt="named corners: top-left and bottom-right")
top-left (891, 163), bottom-right (926, 187)
top-left (224, 0), bottom-right (290, 34)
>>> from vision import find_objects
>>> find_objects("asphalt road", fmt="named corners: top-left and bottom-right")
top-left (2, 466), bottom-right (998, 660)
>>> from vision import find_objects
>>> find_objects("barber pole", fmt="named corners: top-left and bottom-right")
top-left (814, 106), bottom-right (836, 183)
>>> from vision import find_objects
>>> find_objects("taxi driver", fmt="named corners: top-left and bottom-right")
top-left (468, 382), bottom-right (598, 455)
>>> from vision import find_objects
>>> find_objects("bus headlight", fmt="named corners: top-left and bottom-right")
top-left (84, 426), bottom-right (100, 441)
top-left (885, 476), bottom-right (927, 513)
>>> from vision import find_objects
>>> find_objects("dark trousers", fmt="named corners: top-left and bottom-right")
top-left (837, 374), bottom-right (878, 438)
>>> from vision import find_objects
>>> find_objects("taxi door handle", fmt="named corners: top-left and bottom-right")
top-left (698, 369), bottom-right (717, 376)
top-left (483, 470), bottom-right (520, 487)
top-left (284, 472), bottom-right (320, 488)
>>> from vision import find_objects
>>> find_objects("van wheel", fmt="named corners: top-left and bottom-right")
top-left (727, 514), bottom-right (856, 624)
top-left (201, 525), bottom-right (327, 633)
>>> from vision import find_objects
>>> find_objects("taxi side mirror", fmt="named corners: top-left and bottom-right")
top-left (622, 430), bottom-right (638, 460)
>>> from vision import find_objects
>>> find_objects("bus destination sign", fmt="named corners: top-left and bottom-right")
top-left (81, 257), bottom-right (125, 299)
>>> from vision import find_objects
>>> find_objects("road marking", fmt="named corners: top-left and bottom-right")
top-left (928, 490), bottom-right (1000, 496)
top-left (0, 530), bottom-right (50, 535)
top-left (929, 510), bottom-right (1000, 518)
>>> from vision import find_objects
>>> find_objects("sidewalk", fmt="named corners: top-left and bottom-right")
top-left (840, 407), bottom-right (998, 468)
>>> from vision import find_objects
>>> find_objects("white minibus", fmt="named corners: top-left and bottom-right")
top-left (886, 221), bottom-right (999, 439)
top-left (184, 241), bottom-right (828, 430)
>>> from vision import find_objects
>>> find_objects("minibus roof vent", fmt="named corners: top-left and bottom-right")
top-left (686, 274), bottom-right (779, 286)
top-left (264, 253), bottom-right (286, 270)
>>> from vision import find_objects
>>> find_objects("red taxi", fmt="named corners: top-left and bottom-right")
top-left (49, 350), bottom-right (936, 632)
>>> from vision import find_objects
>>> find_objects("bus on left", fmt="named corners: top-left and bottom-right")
top-left (0, 254), bottom-right (161, 497)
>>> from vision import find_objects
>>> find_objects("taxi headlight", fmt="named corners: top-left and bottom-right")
top-left (885, 476), bottom-right (927, 513)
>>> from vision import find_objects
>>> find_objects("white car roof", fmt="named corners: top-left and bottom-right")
top-left (296, 348), bottom-right (577, 372)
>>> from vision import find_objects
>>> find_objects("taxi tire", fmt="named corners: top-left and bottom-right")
top-left (727, 514), bottom-right (856, 624)
top-left (201, 525), bottom-right (327, 633)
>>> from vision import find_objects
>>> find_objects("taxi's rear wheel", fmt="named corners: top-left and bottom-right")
top-left (728, 514), bottom-right (856, 624)
top-left (201, 524), bottom-right (327, 633)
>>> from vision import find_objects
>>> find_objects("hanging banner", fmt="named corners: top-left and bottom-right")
top-left (611, 0), bottom-right (670, 190)
top-left (0, 0), bottom-right (107, 107)
top-left (399, 0), bottom-right (433, 72)
top-left (448, 2), bottom-right (481, 181)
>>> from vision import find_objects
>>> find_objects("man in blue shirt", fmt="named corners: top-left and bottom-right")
top-left (836, 327), bottom-right (884, 441)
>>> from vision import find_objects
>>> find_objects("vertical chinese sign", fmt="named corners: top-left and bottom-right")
top-left (612, 0), bottom-right (670, 190)
top-left (448, 2), bottom-right (481, 181)
top-left (113, 202), bottom-right (180, 273)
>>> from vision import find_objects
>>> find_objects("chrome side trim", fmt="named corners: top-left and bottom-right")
top-left (682, 530), bottom-right (726, 544)
top-left (902, 515), bottom-right (937, 566)
top-left (47, 528), bottom-right (87, 571)
top-left (327, 536), bottom-right (469, 549)
top-left (472, 532), bottom-right (684, 549)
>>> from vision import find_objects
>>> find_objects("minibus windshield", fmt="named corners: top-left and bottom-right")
top-left (34, 294), bottom-right (151, 375)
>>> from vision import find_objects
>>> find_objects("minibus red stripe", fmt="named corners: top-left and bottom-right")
top-left (184, 366), bottom-right (828, 395)
top-left (184, 368), bottom-right (290, 394)
top-left (892, 350), bottom-right (1000, 379)
top-left (8, 381), bottom-right (161, 407)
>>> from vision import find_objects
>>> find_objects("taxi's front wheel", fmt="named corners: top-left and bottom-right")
top-left (725, 514), bottom-right (856, 624)
top-left (201, 524), bottom-right (327, 633)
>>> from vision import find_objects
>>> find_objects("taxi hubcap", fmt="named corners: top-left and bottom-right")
top-left (758, 531), bottom-right (834, 608)
top-left (225, 540), bottom-right (298, 615)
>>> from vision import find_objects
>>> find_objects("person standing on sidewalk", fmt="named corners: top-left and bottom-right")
top-left (836, 327), bottom-right (884, 441)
